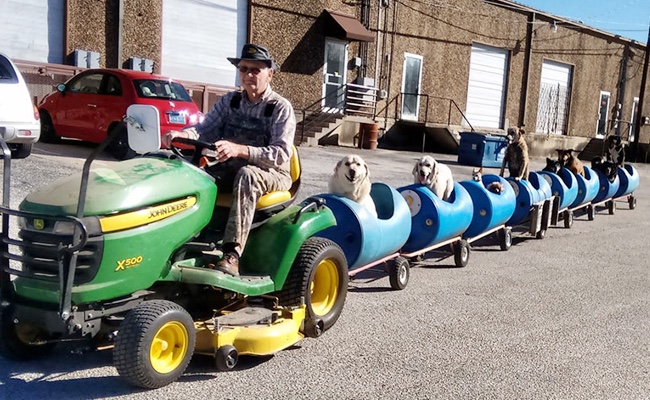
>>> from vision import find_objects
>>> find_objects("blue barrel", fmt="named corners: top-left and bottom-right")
top-left (506, 178), bottom-right (543, 226)
top-left (613, 164), bottom-right (640, 198)
top-left (538, 169), bottom-right (579, 210)
top-left (592, 169), bottom-right (621, 203)
top-left (569, 166), bottom-right (600, 208)
top-left (528, 172), bottom-right (553, 201)
top-left (398, 182), bottom-right (473, 252)
top-left (459, 174), bottom-right (516, 238)
top-left (316, 183), bottom-right (412, 270)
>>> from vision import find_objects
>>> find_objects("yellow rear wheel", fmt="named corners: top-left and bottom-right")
top-left (279, 237), bottom-right (348, 332)
top-left (310, 258), bottom-right (340, 317)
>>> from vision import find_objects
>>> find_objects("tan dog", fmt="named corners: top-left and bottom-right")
top-left (412, 155), bottom-right (454, 200)
top-left (329, 154), bottom-right (377, 217)
top-left (500, 127), bottom-right (529, 180)
top-left (556, 149), bottom-right (585, 177)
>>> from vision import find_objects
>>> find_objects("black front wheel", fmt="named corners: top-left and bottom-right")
top-left (277, 237), bottom-right (348, 332)
top-left (0, 306), bottom-right (56, 361)
top-left (113, 300), bottom-right (195, 389)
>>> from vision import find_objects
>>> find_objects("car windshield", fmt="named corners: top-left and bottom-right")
top-left (0, 56), bottom-right (19, 83)
top-left (134, 79), bottom-right (192, 102)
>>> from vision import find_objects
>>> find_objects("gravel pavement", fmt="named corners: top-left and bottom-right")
top-left (1, 141), bottom-right (649, 400)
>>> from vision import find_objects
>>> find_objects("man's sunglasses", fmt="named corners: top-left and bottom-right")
top-left (238, 66), bottom-right (266, 75)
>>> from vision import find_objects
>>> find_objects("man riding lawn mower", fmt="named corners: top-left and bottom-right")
top-left (0, 102), bottom-right (348, 388)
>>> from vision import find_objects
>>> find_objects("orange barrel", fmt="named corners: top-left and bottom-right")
top-left (359, 122), bottom-right (379, 150)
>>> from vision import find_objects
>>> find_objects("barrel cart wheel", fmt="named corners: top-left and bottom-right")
top-left (608, 200), bottom-right (616, 215)
top-left (535, 227), bottom-right (547, 239)
top-left (388, 256), bottom-right (410, 290)
top-left (629, 195), bottom-right (637, 210)
top-left (563, 210), bottom-right (573, 228)
top-left (453, 240), bottom-right (470, 268)
top-left (587, 204), bottom-right (595, 221)
top-left (498, 228), bottom-right (512, 251)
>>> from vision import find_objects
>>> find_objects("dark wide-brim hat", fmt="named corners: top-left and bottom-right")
top-left (227, 43), bottom-right (276, 70)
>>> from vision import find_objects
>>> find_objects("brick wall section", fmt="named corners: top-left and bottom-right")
top-left (250, 1), bottom-right (364, 110)
top-left (250, 0), bottom-right (649, 144)
top-left (15, 0), bottom-right (650, 144)
top-left (66, 0), bottom-right (162, 72)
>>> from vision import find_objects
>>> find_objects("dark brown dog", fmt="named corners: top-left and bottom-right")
top-left (500, 127), bottom-right (529, 180)
top-left (556, 149), bottom-right (584, 177)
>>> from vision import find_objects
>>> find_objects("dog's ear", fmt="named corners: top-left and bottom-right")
top-left (412, 160), bottom-right (419, 177)
top-left (334, 158), bottom-right (343, 174)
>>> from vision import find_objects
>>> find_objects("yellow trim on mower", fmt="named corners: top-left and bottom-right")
top-left (100, 196), bottom-right (197, 233)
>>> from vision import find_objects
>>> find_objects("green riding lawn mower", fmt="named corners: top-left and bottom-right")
top-left (0, 105), bottom-right (348, 389)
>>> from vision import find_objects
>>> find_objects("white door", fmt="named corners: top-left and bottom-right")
top-left (322, 39), bottom-right (348, 112)
top-left (401, 53), bottom-right (423, 121)
top-left (0, 1), bottom-right (64, 63)
top-left (465, 43), bottom-right (509, 129)
top-left (536, 60), bottom-right (573, 135)
top-left (596, 91), bottom-right (611, 139)
top-left (629, 97), bottom-right (639, 142)
top-left (162, 0), bottom-right (247, 86)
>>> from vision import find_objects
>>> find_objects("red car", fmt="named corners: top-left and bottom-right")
top-left (38, 68), bottom-right (203, 159)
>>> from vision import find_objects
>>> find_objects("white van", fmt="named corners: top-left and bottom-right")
top-left (0, 53), bottom-right (40, 158)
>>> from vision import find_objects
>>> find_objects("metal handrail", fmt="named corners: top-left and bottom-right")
top-left (299, 85), bottom-right (347, 144)
top-left (430, 95), bottom-right (475, 132)
top-left (399, 92), bottom-right (429, 124)
top-left (298, 83), bottom-right (379, 144)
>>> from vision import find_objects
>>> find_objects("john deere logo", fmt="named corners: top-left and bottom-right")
top-left (33, 219), bottom-right (45, 230)
top-left (248, 47), bottom-right (257, 54)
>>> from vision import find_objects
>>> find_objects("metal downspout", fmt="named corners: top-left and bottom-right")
top-left (519, 12), bottom-right (534, 128)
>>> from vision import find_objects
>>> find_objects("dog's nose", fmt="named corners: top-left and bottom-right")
top-left (419, 171), bottom-right (426, 177)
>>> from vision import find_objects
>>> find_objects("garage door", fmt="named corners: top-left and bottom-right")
top-left (464, 43), bottom-right (509, 129)
top-left (162, 0), bottom-right (247, 86)
top-left (536, 60), bottom-right (572, 135)
top-left (0, 1), bottom-right (64, 63)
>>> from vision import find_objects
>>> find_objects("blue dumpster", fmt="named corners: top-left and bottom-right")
top-left (457, 132), bottom-right (509, 168)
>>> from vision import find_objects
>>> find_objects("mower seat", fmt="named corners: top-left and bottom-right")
top-left (215, 146), bottom-right (301, 215)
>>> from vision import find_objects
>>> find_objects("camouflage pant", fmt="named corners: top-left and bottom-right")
top-left (223, 165), bottom-right (292, 254)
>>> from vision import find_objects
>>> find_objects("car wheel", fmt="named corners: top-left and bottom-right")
top-left (10, 143), bottom-right (32, 159)
top-left (39, 111), bottom-right (60, 143)
top-left (107, 123), bottom-right (137, 160)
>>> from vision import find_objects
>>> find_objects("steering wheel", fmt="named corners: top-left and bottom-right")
top-left (170, 137), bottom-right (217, 165)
